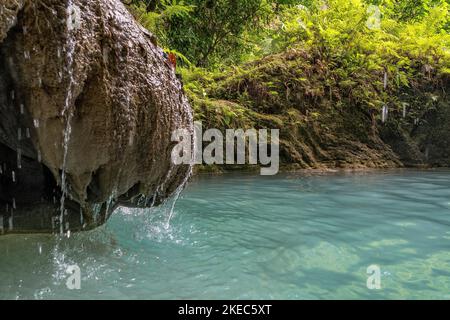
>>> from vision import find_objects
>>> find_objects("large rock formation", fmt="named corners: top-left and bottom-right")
top-left (0, 0), bottom-right (194, 234)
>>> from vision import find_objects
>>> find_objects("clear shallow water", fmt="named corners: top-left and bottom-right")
top-left (1, 170), bottom-right (450, 300)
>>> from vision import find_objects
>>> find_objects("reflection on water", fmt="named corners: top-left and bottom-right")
top-left (1, 170), bottom-right (450, 299)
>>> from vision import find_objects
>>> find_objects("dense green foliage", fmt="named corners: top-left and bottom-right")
top-left (125, 0), bottom-right (449, 132)
top-left (126, 0), bottom-right (270, 66)
top-left (126, 0), bottom-right (449, 69)
top-left (123, 0), bottom-right (450, 168)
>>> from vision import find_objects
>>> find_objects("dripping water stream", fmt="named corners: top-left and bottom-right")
top-left (164, 167), bottom-right (192, 229)
top-left (59, 1), bottom-right (77, 235)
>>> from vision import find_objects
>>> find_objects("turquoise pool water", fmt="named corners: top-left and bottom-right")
top-left (1, 170), bottom-right (450, 299)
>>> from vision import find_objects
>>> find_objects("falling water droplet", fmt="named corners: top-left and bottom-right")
top-left (10, 90), bottom-right (15, 100)
top-left (79, 208), bottom-right (84, 226)
top-left (17, 149), bottom-right (22, 169)
top-left (8, 216), bottom-right (13, 231)
top-left (26, 128), bottom-right (31, 138)
top-left (128, 134), bottom-right (134, 146)
top-left (12, 198), bottom-right (16, 209)
top-left (17, 128), bottom-right (22, 140)
top-left (64, 221), bottom-right (70, 236)
top-left (0, 216), bottom-right (4, 235)
top-left (12, 171), bottom-right (16, 183)
top-left (381, 105), bottom-right (388, 123)
top-left (20, 104), bottom-right (24, 114)
top-left (38, 244), bottom-right (42, 255)
top-left (33, 119), bottom-right (40, 128)
top-left (102, 47), bottom-right (109, 64)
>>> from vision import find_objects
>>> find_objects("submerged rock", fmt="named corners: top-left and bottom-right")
top-left (0, 0), bottom-right (193, 234)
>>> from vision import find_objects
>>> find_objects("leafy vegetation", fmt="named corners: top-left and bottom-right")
top-left (124, 0), bottom-right (450, 168)
top-left (125, 0), bottom-right (449, 67)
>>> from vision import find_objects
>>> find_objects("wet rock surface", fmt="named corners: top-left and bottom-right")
top-left (0, 0), bottom-right (193, 234)
top-left (0, 0), bottom-right (25, 43)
